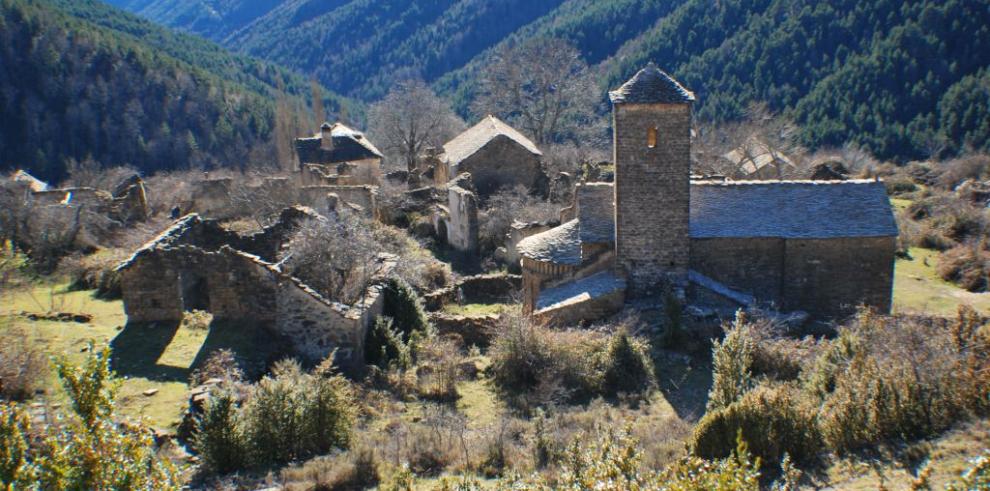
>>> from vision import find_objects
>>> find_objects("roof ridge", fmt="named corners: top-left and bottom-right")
top-left (692, 179), bottom-right (882, 186)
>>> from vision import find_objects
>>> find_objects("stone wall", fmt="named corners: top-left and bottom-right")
top-left (118, 246), bottom-right (279, 324)
top-left (576, 182), bottom-right (615, 259)
top-left (532, 285), bottom-right (625, 327)
top-left (275, 279), bottom-right (385, 370)
top-left (451, 136), bottom-right (542, 196)
top-left (299, 185), bottom-right (377, 218)
top-left (781, 236), bottom-right (895, 318)
top-left (689, 235), bottom-right (895, 319)
top-left (117, 210), bottom-right (394, 370)
top-left (423, 273), bottom-right (522, 311)
top-left (613, 103), bottom-right (692, 296)
top-left (447, 176), bottom-right (479, 253)
top-left (690, 237), bottom-right (785, 303)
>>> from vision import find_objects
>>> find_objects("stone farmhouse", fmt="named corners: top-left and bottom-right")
top-left (433, 115), bottom-right (544, 197)
top-left (518, 63), bottom-right (898, 324)
top-left (116, 206), bottom-right (394, 371)
top-left (295, 122), bottom-right (384, 187)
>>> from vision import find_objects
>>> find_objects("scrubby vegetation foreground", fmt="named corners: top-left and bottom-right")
top-left (3, 297), bottom-right (990, 489)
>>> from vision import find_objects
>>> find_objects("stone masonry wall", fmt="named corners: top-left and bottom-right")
top-left (613, 103), bottom-right (692, 296)
top-left (690, 237), bottom-right (785, 304)
top-left (782, 236), bottom-right (895, 318)
top-left (689, 236), bottom-right (895, 319)
top-left (275, 281), bottom-right (385, 370)
top-left (452, 136), bottom-right (542, 197)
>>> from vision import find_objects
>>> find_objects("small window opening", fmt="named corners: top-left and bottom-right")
top-left (647, 127), bottom-right (658, 148)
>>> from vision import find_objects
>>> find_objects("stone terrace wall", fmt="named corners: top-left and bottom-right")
top-left (423, 273), bottom-right (522, 311)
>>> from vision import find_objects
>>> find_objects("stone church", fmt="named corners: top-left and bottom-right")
top-left (518, 63), bottom-right (898, 323)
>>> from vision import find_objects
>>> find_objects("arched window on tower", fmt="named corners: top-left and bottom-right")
top-left (647, 127), bottom-right (658, 148)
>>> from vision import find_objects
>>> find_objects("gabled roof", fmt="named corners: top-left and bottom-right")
top-left (690, 180), bottom-right (898, 239)
top-left (443, 115), bottom-right (542, 166)
top-left (296, 122), bottom-right (383, 165)
top-left (609, 62), bottom-right (695, 105)
top-left (723, 138), bottom-right (796, 176)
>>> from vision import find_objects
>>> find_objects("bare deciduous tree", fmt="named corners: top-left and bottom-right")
top-left (473, 38), bottom-right (600, 146)
top-left (280, 214), bottom-right (380, 304)
top-left (693, 103), bottom-right (806, 179)
top-left (479, 185), bottom-right (559, 253)
top-left (368, 80), bottom-right (464, 172)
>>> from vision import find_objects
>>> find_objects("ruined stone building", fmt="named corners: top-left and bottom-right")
top-left (295, 122), bottom-right (384, 186)
top-left (723, 138), bottom-right (798, 180)
top-left (437, 115), bottom-right (543, 197)
top-left (518, 64), bottom-right (897, 323)
top-left (116, 206), bottom-right (393, 370)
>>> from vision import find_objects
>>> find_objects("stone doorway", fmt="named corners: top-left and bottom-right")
top-left (180, 272), bottom-right (210, 312)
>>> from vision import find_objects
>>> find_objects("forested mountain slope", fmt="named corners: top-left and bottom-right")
top-left (103, 0), bottom-right (282, 42)
top-left (101, 0), bottom-right (990, 161)
top-left (0, 0), bottom-right (348, 182)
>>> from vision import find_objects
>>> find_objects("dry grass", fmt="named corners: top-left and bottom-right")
top-left (894, 247), bottom-right (990, 315)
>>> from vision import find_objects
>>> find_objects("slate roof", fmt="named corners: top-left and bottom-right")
top-left (609, 62), bottom-right (695, 105)
top-left (535, 271), bottom-right (626, 312)
top-left (690, 180), bottom-right (898, 239)
top-left (517, 219), bottom-right (581, 265)
top-left (296, 123), bottom-right (383, 165)
top-left (443, 115), bottom-right (542, 166)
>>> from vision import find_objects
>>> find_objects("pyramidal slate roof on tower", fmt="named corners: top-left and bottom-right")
top-left (609, 62), bottom-right (696, 104)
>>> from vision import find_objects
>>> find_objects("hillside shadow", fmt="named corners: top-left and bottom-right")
top-left (110, 321), bottom-right (188, 382)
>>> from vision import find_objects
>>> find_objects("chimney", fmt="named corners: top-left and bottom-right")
top-left (320, 122), bottom-right (334, 151)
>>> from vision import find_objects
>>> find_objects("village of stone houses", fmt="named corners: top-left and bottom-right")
top-left (2, 2), bottom-right (990, 489)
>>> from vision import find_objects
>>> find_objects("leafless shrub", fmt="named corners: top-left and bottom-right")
top-left (936, 154), bottom-right (990, 190)
top-left (190, 348), bottom-right (245, 386)
top-left (414, 336), bottom-right (463, 402)
top-left (63, 158), bottom-right (138, 191)
top-left (0, 327), bottom-right (49, 401)
top-left (227, 173), bottom-right (300, 227)
top-left (903, 192), bottom-right (988, 250)
top-left (938, 242), bottom-right (990, 292)
top-left (280, 446), bottom-right (381, 491)
top-left (542, 143), bottom-right (608, 178)
top-left (479, 185), bottom-right (559, 254)
top-left (281, 214), bottom-right (379, 304)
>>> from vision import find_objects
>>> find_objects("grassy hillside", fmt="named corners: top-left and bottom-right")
top-left (0, 0), bottom-right (352, 182)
